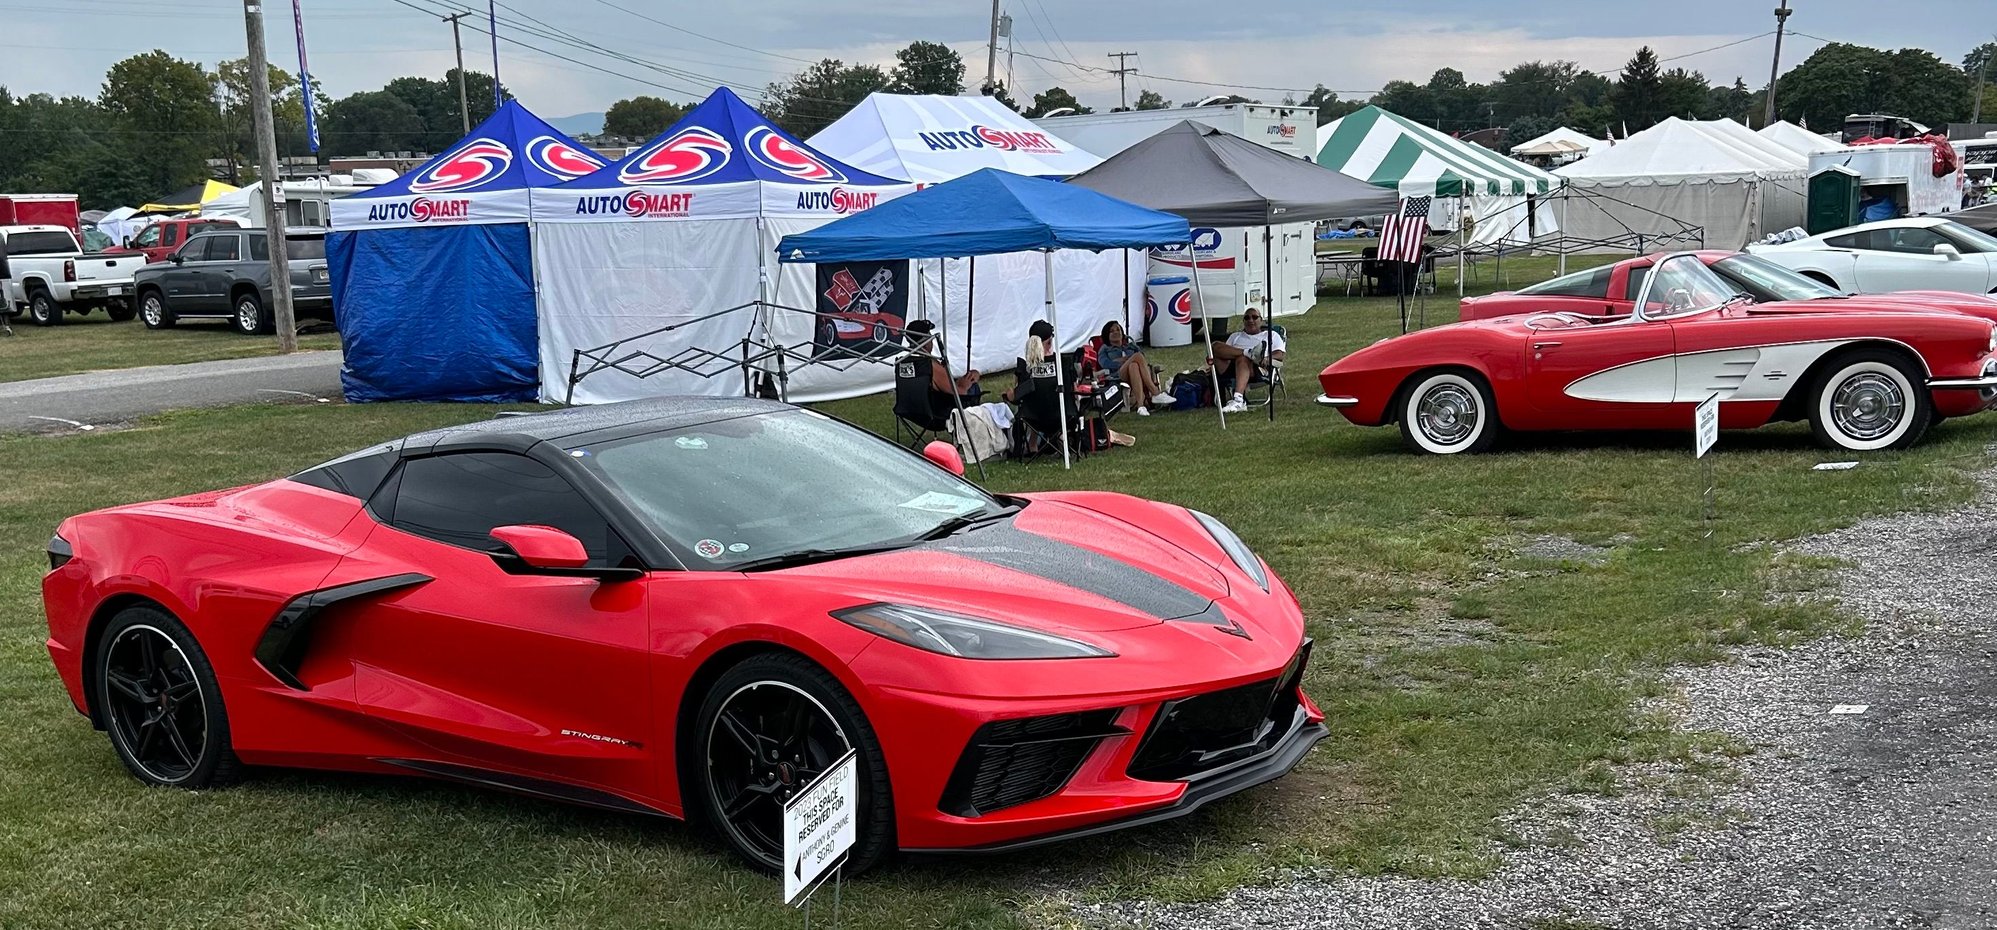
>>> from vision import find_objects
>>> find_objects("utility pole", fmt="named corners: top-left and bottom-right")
top-left (240, 0), bottom-right (297, 351)
top-left (984, 0), bottom-right (1000, 93)
top-left (1108, 52), bottom-right (1137, 110)
top-left (1974, 36), bottom-right (1994, 124)
top-left (443, 12), bottom-right (471, 133)
top-left (1762, 0), bottom-right (1791, 127)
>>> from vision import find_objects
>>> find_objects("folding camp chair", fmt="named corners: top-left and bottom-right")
top-left (1245, 324), bottom-right (1287, 408)
top-left (892, 355), bottom-right (950, 448)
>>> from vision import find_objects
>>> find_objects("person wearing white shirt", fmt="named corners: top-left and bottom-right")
top-left (1213, 309), bottom-right (1286, 413)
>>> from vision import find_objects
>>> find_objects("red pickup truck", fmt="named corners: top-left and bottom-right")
top-left (110, 217), bottom-right (243, 264)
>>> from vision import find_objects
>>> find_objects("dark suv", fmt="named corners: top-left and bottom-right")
top-left (133, 227), bottom-right (331, 335)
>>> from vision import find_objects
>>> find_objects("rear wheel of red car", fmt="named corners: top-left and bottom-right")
top-left (1809, 350), bottom-right (1931, 452)
top-left (689, 652), bottom-right (894, 874)
top-left (1398, 370), bottom-right (1498, 454)
top-left (95, 606), bottom-right (241, 789)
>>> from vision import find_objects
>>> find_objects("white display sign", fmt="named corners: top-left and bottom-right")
top-left (1694, 393), bottom-right (1719, 459)
top-left (782, 749), bottom-right (857, 905)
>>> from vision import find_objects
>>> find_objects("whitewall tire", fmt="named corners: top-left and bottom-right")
top-left (1808, 352), bottom-right (1930, 452)
top-left (1398, 370), bottom-right (1498, 455)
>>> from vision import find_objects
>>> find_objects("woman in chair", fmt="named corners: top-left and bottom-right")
top-left (904, 319), bottom-right (980, 410)
top-left (1099, 320), bottom-right (1176, 416)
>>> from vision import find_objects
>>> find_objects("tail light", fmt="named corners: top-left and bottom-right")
top-left (63, 260), bottom-right (76, 282)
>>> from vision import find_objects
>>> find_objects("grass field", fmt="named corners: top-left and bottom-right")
top-left (0, 258), bottom-right (1988, 928)
top-left (0, 314), bottom-right (341, 383)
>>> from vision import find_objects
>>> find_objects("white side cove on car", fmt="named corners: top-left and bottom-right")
top-left (1564, 340), bottom-right (1865, 404)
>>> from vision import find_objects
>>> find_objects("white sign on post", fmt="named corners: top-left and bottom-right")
top-left (1694, 393), bottom-right (1720, 458)
top-left (783, 748), bottom-right (857, 906)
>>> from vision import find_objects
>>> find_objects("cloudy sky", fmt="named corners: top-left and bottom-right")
top-left (2, 0), bottom-right (1990, 119)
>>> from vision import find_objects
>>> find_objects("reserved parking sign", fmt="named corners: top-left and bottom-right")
top-left (783, 749), bottom-right (857, 905)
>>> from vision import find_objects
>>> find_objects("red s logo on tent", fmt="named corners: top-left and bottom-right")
top-left (408, 138), bottom-right (513, 193)
top-left (619, 127), bottom-right (732, 184)
top-left (525, 135), bottom-right (604, 180)
top-left (744, 126), bottom-right (847, 183)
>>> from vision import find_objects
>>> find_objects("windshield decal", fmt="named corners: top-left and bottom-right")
top-left (693, 539), bottom-right (726, 560)
top-left (898, 491), bottom-right (985, 516)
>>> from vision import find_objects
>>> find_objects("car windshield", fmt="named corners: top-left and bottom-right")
top-left (1639, 255), bottom-right (1738, 318)
top-left (1940, 220), bottom-right (1997, 253)
top-left (1711, 254), bottom-right (1842, 301)
top-left (572, 409), bottom-right (1008, 570)
top-left (1515, 265), bottom-right (1611, 298)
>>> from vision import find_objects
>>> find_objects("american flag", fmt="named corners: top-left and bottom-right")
top-left (1378, 196), bottom-right (1430, 263)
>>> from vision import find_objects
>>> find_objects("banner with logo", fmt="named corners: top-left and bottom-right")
top-left (812, 260), bottom-right (908, 358)
top-left (331, 101), bottom-right (605, 230)
top-left (807, 92), bottom-right (1104, 184)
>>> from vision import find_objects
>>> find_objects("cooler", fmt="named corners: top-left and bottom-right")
top-left (1145, 275), bottom-right (1194, 347)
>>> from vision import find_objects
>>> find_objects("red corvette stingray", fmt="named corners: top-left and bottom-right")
top-left (43, 398), bottom-right (1323, 872)
top-left (1318, 253), bottom-right (1997, 454)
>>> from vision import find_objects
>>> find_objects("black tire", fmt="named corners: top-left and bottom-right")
top-left (231, 290), bottom-right (272, 336)
top-left (28, 288), bottom-right (61, 326)
top-left (94, 605), bottom-right (242, 789)
top-left (106, 300), bottom-right (137, 322)
top-left (1807, 349), bottom-right (1932, 452)
top-left (138, 289), bottom-right (176, 329)
top-left (686, 652), bottom-right (895, 874)
top-left (1397, 369), bottom-right (1500, 454)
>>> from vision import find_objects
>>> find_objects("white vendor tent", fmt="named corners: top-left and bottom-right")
top-left (1510, 126), bottom-right (1609, 158)
top-left (1759, 120), bottom-right (1847, 156)
top-left (1315, 105), bottom-right (1561, 247)
top-left (808, 93), bottom-right (1143, 370)
top-left (1554, 117), bottom-right (1807, 249)
top-left (531, 87), bottom-right (916, 405)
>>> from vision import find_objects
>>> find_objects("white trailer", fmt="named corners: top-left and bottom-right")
top-left (1810, 144), bottom-right (1964, 216)
top-left (1036, 105), bottom-right (1320, 319)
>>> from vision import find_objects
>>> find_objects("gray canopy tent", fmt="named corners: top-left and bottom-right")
top-left (1066, 121), bottom-right (1399, 421)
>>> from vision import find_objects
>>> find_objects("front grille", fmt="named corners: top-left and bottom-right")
top-left (939, 710), bottom-right (1123, 817)
top-left (1128, 643), bottom-right (1310, 782)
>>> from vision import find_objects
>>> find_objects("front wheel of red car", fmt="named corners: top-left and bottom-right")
top-left (689, 652), bottom-right (895, 874)
top-left (94, 606), bottom-right (241, 789)
top-left (1808, 350), bottom-right (1931, 452)
top-left (1398, 370), bottom-right (1499, 454)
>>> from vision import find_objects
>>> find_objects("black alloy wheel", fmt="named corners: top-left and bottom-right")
top-left (96, 607), bottom-right (240, 788)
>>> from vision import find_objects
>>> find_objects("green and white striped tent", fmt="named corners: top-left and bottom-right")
top-left (1316, 106), bottom-right (1558, 198)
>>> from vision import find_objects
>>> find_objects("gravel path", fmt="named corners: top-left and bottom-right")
top-left (0, 350), bottom-right (342, 433)
top-left (1077, 465), bottom-right (1997, 930)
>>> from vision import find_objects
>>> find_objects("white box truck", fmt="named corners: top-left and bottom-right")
top-left (1035, 105), bottom-right (1321, 322)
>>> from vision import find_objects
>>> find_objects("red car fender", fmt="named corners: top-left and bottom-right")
top-left (1318, 326), bottom-right (1516, 427)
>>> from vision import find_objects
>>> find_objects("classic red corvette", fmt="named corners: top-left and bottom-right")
top-left (42, 397), bottom-right (1323, 872)
top-left (1459, 250), bottom-right (1997, 323)
top-left (1318, 253), bottom-right (1997, 454)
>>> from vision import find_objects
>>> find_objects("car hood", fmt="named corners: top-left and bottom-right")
top-left (1740, 295), bottom-right (1997, 323)
top-left (763, 499), bottom-right (1234, 634)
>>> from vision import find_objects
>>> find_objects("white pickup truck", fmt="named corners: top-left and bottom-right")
top-left (0, 224), bottom-right (148, 325)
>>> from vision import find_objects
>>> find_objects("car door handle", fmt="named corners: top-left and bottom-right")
top-left (1533, 341), bottom-right (1562, 350)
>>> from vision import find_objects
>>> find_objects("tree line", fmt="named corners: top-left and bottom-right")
top-left (3, 38), bottom-right (1992, 210)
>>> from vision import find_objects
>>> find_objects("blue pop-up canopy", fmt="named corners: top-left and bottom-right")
top-left (775, 168), bottom-right (1189, 262)
top-left (328, 100), bottom-right (606, 402)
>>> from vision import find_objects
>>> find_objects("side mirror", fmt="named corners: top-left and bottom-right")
top-left (169, 253), bottom-right (184, 264)
top-left (922, 440), bottom-right (965, 477)
top-left (488, 524), bottom-right (642, 581)
top-left (1934, 242), bottom-right (1963, 261)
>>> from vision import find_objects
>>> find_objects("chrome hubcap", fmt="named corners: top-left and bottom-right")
top-left (1831, 372), bottom-right (1904, 441)
top-left (237, 302), bottom-right (258, 329)
top-left (1417, 384), bottom-right (1479, 445)
top-left (142, 299), bottom-right (161, 324)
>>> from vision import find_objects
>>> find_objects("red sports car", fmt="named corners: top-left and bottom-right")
top-left (1317, 253), bottom-right (1997, 454)
top-left (43, 397), bottom-right (1323, 872)
top-left (1459, 250), bottom-right (1997, 323)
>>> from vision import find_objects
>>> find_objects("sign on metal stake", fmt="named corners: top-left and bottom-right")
top-left (1694, 393), bottom-right (1719, 537)
top-left (785, 748), bottom-right (857, 913)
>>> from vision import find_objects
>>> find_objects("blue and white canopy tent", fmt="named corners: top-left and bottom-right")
top-left (531, 86), bottom-right (917, 404)
top-left (779, 168), bottom-right (1191, 467)
top-left (328, 100), bottom-right (605, 402)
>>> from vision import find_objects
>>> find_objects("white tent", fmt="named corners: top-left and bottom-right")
top-left (1759, 120), bottom-right (1847, 156)
top-left (809, 93), bottom-right (1142, 368)
top-left (1510, 126), bottom-right (1609, 158)
top-left (207, 179), bottom-right (368, 228)
top-left (1315, 105), bottom-right (1561, 248)
top-left (1554, 117), bottom-right (1807, 249)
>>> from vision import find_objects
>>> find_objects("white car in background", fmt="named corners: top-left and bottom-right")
top-left (1747, 217), bottom-right (1997, 295)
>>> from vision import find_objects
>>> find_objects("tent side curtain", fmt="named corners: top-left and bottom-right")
top-left (329, 224), bottom-right (539, 402)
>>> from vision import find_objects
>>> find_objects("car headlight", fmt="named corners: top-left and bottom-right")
top-left (1191, 510), bottom-right (1269, 592)
top-left (1986, 324), bottom-right (1995, 353)
top-left (833, 603), bottom-right (1114, 660)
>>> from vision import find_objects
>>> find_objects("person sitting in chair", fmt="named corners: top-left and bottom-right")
top-left (1099, 320), bottom-right (1176, 416)
top-left (904, 319), bottom-right (980, 406)
top-left (1211, 309), bottom-right (1286, 413)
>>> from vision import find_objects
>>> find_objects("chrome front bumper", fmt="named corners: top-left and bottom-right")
top-left (1314, 394), bottom-right (1359, 408)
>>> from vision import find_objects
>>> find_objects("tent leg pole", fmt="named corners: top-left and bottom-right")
top-left (1190, 236), bottom-right (1224, 430)
top-left (966, 257), bottom-right (975, 369)
top-left (1265, 226), bottom-right (1275, 422)
top-left (566, 349), bottom-right (582, 406)
top-left (1559, 190), bottom-right (1568, 276)
top-left (1045, 251), bottom-right (1070, 469)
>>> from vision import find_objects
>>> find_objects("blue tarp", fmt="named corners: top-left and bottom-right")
top-left (329, 224), bottom-right (537, 403)
top-left (329, 100), bottom-right (603, 403)
top-left (775, 168), bottom-right (1191, 262)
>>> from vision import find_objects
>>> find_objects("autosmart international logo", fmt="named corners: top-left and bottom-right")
top-left (915, 125), bottom-right (1062, 154)
top-left (407, 137), bottom-right (512, 193)
top-left (525, 134), bottom-right (605, 180)
top-left (745, 126), bottom-right (847, 182)
top-left (1266, 123), bottom-right (1298, 140)
top-left (365, 196), bottom-right (473, 223)
top-left (794, 187), bottom-right (879, 214)
top-left (618, 126), bottom-right (732, 184)
top-left (571, 190), bottom-right (696, 219)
